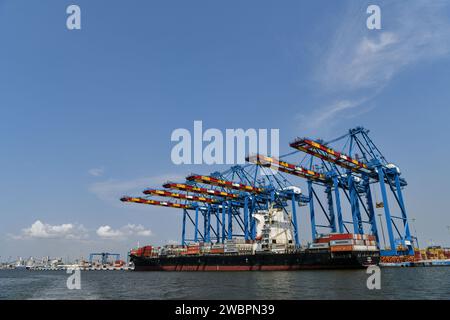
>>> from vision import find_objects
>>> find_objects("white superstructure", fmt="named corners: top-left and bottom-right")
top-left (253, 206), bottom-right (294, 252)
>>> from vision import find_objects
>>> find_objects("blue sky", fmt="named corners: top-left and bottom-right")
top-left (1, 0), bottom-right (449, 260)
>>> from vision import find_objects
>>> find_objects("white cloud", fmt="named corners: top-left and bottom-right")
top-left (18, 220), bottom-right (88, 240)
top-left (10, 221), bottom-right (152, 242)
top-left (88, 167), bottom-right (105, 177)
top-left (298, 98), bottom-right (365, 130)
top-left (299, 0), bottom-right (450, 131)
top-left (89, 173), bottom-right (184, 206)
top-left (96, 225), bottom-right (123, 238)
top-left (96, 224), bottom-right (152, 240)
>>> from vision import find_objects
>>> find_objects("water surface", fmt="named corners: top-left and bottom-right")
top-left (0, 268), bottom-right (448, 299)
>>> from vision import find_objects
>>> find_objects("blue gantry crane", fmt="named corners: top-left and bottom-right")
top-left (286, 127), bottom-right (413, 256)
top-left (121, 127), bottom-right (414, 257)
top-left (89, 252), bottom-right (120, 265)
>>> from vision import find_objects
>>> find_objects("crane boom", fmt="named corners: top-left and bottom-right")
top-left (246, 154), bottom-right (327, 182)
top-left (120, 196), bottom-right (192, 209)
top-left (290, 138), bottom-right (372, 174)
top-left (186, 175), bottom-right (263, 193)
top-left (162, 182), bottom-right (240, 199)
top-left (143, 189), bottom-right (220, 204)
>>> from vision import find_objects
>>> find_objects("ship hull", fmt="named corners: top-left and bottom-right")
top-left (131, 250), bottom-right (380, 271)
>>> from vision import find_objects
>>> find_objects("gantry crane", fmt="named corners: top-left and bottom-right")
top-left (121, 127), bottom-right (413, 257)
top-left (287, 127), bottom-right (413, 256)
top-left (122, 164), bottom-right (308, 246)
top-left (89, 252), bottom-right (120, 265)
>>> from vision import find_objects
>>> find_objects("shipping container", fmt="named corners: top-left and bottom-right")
top-left (210, 248), bottom-right (225, 254)
top-left (330, 239), bottom-right (354, 246)
top-left (330, 245), bottom-right (353, 252)
top-left (309, 243), bottom-right (330, 249)
top-left (329, 233), bottom-right (354, 240)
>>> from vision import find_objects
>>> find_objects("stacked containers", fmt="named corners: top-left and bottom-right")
top-left (224, 239), bottom-right (238, 254)
top-left (420, 249), bottom-right (427, 259)
top-left (308, 242), bottom-right (330, 249)
top-left (329, 234), bottom-right (354, 253)
top-left (162, 244), bottom-right (185, 256)
top-left (210, 243), bottom-right (225, 254)
top-left (186, 243), bottom-right (200, 255)
top-left (321, 233), bottom-right (379, 252)
top-left (330, 238), bottom-right (354, 252)
top-left (172, 245), bottom-right (186, 256)
top-left (365, 235), bottom-right (378, 251)
top-left (414, 249), bottom-right (422, 261)
top-left (200, 242), bottom-right (211, 254)
top-left (426, 247), bottom-right (446, 260)
top-left (154, 246), bottom-right (162, 257)
top-left (135, 247), bottom-right (145, 256)
top-left (444, 248), bottom-right (450, 259)
top-left (142, 245), bottom-right (153, 257)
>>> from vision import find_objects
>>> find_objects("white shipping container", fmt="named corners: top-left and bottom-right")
top-left (352, 245), bottom-right (369, 251)
top-left (330, 240), bottom-right (353, 246)
top-left (367, 246), bottom-right (378, 251)
top-left (309, 243), bottom-right (330, 249)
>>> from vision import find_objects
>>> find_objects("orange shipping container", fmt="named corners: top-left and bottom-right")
top-left (330, 245), bottom-right (353, 252)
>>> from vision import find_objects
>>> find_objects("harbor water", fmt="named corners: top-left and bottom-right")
top-left (0, 267), bottom-right (449, 299)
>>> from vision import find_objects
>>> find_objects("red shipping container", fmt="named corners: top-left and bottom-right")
top-left (329, 234), bottom-right (354, 240)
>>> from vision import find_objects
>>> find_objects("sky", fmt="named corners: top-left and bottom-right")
top-left (1, 0), bottom-right (450, 261)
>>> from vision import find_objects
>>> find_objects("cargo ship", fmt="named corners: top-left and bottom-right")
top-left (129, 207), bottom-right (380, 271)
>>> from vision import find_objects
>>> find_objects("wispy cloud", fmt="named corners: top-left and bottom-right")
top-left (12, 220), bottom-right (88, 240)
top-left (299, 0), bottom-right (450, 132)
top-left (297, 96), bottom-right (374, 131)
top-left (88, 167), bottom-right (105, 177)
top-left (96, 224), bottom-right (152, 240)
top-left (89, 173), bottom-right (185, 206)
